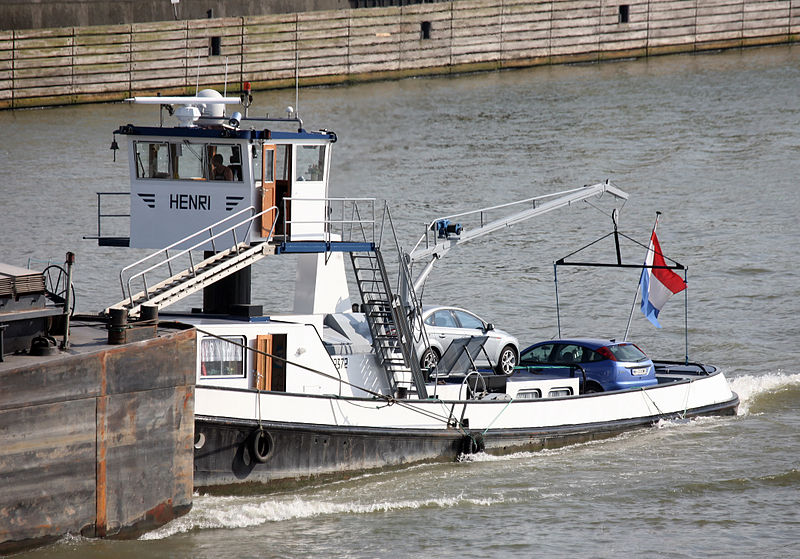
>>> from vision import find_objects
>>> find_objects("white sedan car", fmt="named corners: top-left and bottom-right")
top-left (416, 306), bottom-right (519, 375)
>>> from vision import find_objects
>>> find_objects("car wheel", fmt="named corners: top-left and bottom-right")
top-left (420, 348), bottom-right (440, 370)
top-left (496, 345), bottom-right (518, 375)
top-left (583, 381), bottom-right (604, 394)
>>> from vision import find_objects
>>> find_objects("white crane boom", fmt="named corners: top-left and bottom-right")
top-left (408, 181), bottom-right (629, 291)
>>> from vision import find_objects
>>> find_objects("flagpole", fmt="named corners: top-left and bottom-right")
top-left (553, 262), bottom-right (562, 338)
top-left (623, 212), bottom-right (661, 341)
top-left (684, 267), bottom-right (689, 365)
top-left (623, 280), bottom-right (640, 341)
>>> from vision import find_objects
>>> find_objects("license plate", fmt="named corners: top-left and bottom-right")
top-left (631, 367), bottom-right (649, 376)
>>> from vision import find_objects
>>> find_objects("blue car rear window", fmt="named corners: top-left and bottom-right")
top-left (608, 343), bottom-right (647, 362)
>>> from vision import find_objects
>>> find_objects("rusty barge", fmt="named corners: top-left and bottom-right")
top-left (0, 260), bottom-right (195, 553)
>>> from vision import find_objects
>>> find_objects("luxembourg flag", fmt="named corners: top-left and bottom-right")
top-left (640, 229), bottom-right (686, 328)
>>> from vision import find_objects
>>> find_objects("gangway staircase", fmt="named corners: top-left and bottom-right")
top-left (105, 206), bottom-right (277, 318)
top-left (349, 211), bottom-right (430, 399)
top-left (276, 196), bottom-right (431, 399)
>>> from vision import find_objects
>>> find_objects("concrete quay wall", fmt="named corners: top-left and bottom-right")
top-left (0, 0), bottom-right (353, 32)
top-left (1, 0), bottom-right (799, 109)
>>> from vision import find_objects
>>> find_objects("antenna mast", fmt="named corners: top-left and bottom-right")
top-left (295, 38), bottom-right (299, 115)
top-left (195, 49), bottom-right (201, 95)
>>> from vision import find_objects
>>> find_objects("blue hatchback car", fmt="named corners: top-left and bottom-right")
top-left (516, 338), bottom-right (657, 393)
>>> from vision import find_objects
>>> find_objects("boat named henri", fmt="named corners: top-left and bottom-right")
top-left (90, 85), bottom-right (738, 491)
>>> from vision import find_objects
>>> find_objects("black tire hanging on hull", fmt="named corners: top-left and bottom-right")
top-left (249, 428), bottom-right (272, 463)
top-left (460, 432), bottom-right (485, 455)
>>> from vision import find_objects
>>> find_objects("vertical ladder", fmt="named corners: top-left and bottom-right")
top-left (350, 248), bottom-right (428, 399)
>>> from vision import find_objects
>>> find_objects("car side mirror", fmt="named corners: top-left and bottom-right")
top-left (485, 322), bottom-right (494, 331)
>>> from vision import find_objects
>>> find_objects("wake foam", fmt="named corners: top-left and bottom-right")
top-left (729, 371), bottom-right (800, 415)
top-left (141, 493), bottom-right (505, 540)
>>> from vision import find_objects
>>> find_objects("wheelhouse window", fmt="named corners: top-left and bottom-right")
top-left (135, 142), bottom-right (170, 178)
top-left (208, 144), bottom-right (243, 181)
top-left (263, 149), bottom-right (274, 182)
top-left (255, 144), bottom-right (289, 183)
top-left (176, 141), bottom-right (205, 180)
top-left (201, 336), bottom-right (246, 377)
top-left (276, 145), bottom-right (291, 180)
top-left (133, 141), bottom-right (243, 181)
top-left (296, 145), bottom-right (325, 181)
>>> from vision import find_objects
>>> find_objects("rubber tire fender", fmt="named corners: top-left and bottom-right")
top-left (460, 432), bottom-right (485, 455)
top-left (249, 428), bottom-right (272, 463)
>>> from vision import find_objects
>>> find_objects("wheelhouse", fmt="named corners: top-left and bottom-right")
top-left (106, 91), bottom-right (336, 250)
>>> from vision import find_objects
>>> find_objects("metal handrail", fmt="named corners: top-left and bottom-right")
top-left (281, 197), bottom-right (376, 244)
top-left (86, 192), bottom-right (130, 240)
top-left (120, 205), bottom-right (255, 295)
top-left (120, 205), bottom-right (278, 307)
top-left (376, 203), bottom-right (432, 394)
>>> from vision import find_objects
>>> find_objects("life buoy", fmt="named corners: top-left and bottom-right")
top-left (249, 428), bottom-right (272, 463)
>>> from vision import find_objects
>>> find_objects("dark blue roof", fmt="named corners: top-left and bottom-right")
top-left (115, 125), bottom-right (335, 142)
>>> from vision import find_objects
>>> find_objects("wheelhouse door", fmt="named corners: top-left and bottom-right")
top-left (260, 144), bottom-right (277, 237)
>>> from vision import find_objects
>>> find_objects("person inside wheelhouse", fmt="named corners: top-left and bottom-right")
top-left (210, 153), bottom-right (233, 181)
top-left (133, 140), bottom-right (243, 182)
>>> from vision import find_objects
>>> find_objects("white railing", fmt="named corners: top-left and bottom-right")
top-left (119, 205), bottom-right (278, 308)
top-left (281, 197), bottom-right (376, 244)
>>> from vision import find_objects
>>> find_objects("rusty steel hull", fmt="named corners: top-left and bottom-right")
top-left (0, 323), bottom-right (196, 554)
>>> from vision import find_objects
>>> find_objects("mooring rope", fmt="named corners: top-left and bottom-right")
top-left (482, 397), bottom-right (515, 436)
top-left (639, 386), bottom-right (665, 417)
top-left (681, 380), bottom-right (692, 419)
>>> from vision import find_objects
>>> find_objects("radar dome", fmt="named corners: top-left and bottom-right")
top-left (197, 89), bottom-right (225, 118)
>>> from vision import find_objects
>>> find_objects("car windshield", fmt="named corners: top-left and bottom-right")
top-left (607, 343), bottom-right (648, 362)
top-left (519, 344), bottom-right (553, 364)
top-left (453, 310), bottom-right (484, 329)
